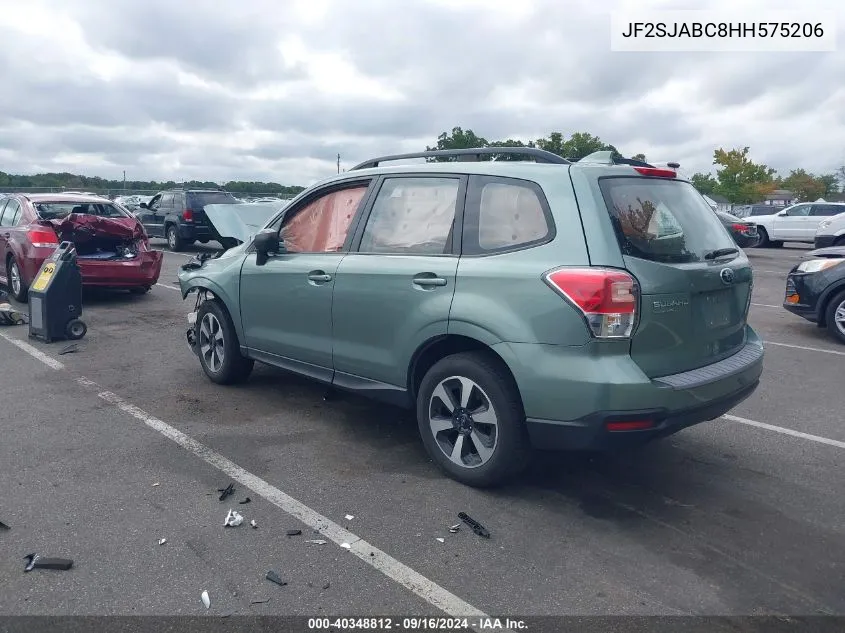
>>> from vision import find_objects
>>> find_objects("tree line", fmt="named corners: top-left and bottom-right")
top-left (426, 127), bottom-right (845, 204)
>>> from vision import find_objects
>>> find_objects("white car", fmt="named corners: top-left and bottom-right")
top-left (814, 207), bottom-right (845, 249)
top-left (752, 202), bottom-right (845, 247)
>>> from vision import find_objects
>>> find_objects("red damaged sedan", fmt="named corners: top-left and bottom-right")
top-left (0, 193), bottom-right (163, 301)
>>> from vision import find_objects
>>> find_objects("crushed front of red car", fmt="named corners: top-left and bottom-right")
top-left (32, 214), bottom-right (163, 289)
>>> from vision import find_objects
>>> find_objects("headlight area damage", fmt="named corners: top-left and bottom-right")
top-left (184, 288), bottom-right (216, 351)
top-left (43, 214), bottom-right (163, 288)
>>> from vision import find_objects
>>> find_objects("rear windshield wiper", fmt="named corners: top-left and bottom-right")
top-left (704, 247), bottom-right (739, 260)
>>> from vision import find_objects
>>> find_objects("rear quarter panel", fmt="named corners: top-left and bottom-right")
top-left (450, 172), bottom-right (594, 346)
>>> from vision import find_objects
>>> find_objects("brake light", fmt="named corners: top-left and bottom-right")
top-left (543, 267), bottom-right (639, 338)
top-left (606, 420), bottom-right (654, 432)
top-left (634, 166), bottom-right (676, 178)
top-left (731, 223), bottom-right (748, 232)
top-left (183, 209), bottom-right (194, 221)
top-left (28, 228), bottom-right (59, 248)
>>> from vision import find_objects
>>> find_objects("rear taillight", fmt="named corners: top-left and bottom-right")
top-left (543, 267), bottom-right (639, 338)
top-left (606, 420), bottom-right (654, 432)
top-left (28, 228), bottom-right (59, 248)
top-left (182, 209), bottom-right (194, 221)
top-left (633, 166), bottom-right (676, 178)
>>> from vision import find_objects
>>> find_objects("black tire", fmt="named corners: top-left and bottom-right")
top-left (195, 299), bottom-right (254, 384)
top-left (129, 286), bottom-right (151, 295)
top-left (833, 236), bottom-right (845, 247)
top-left (65, 319), bottom-right (87, 340)
top-left (753, 228), bottom-right (770, 248)
top-left (770, 241), bottom-right (784, 248)
top-left (824, 291), bottom-right (845, 345)
top-left (166, 224), bottom-right (184, 251)
top-left (416, 351), bottom-right (531, 488)
top-left (6, 256), bottom-right (28, 302)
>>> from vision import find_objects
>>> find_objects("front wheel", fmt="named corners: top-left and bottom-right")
top-left (195, 300), bottom-right (254, 384)
top-left (825, 291), bottom-right (845, 345)
top-left (416, 351), bottom-right (531, 488)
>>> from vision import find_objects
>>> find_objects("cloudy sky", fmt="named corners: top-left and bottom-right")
top-left (0, 0), bottom-right (843, 187)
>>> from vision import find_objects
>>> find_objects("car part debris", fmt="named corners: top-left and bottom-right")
top-left (158, 538), bottom-right (167, 546)
top-left (250, 599), bottom-right (270, 605)
top-left (341, 542), bottom-right (351, 550)
top-left (223, 509), bottom-right (244, 527)
top-left (0, 521), bottom-right (9, 530)
top-left (265, 571), bottom-right (287, 587)
top-left (0, 303), bottom-right (28, 326)
top-left (306, 539), bottom-right (328, 545)
top-left (286, 529), bottom-right (302, 537)
top-left (152, 482), bottom-right (160, 487)
top-left (23, 554), bottom-right (74, 572)
top-left (344, 514), bottom-right (354, 521)
top-left (58, 343), bottom-right (80, 355)
top-left (201, 591), bottom-right (210, 609)
top-left (250, 520), bottom-right (258, 529)
top-left (218, 483), bottom-right (235, 501)
top-left (458, 512), bottom-right (490, 539)
top-left (239, 497), bottom-right (251, 505)
top-left (436, 538), bottom-right (445, 543)
top-left (322, 582), bottom-right (330, 590)
top-left (449, 524), bottom-right (461, 533)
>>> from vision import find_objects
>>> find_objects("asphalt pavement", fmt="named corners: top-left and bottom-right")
top-left (1, 240), bottom-right (843, 621)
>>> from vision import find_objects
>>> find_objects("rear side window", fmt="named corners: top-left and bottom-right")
top-left (462, 175), bottom-right (552, 255)
top-left (750, 206), bottom-right (774, 216)
top-left (599, 177), bottom-right (737, 264)
top-left (0, 200), bottom-right (14, 226)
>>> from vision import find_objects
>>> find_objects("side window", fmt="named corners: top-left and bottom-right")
top-left (9, 201), bottom-right (22, 225)
top-left (786, 205), bottom-right (810, 217)
top-left (280, 185), bottom-right (368, 253)
top-left (358, 177), bottom-right (460, 255)
top-left (172, 193), bottom-right (184, 209)
top-left (0, 200), bottom-right (8, 226)
top-left (463, 176), bottom-right (552, 255)
top-left (0, 200), bottom-right (20, 227)
top-left (160, 193), bottom-right (174, 209)
top-left (813, 204), bottom-right (841, 216)
top-left (149, 194), bottom-right (162, 210)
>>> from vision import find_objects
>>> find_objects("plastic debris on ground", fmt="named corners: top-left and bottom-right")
top-left (0, 303), bottom-right (28, 326)
top-left (0, 521), bottom-right (9, 531)
top-left (340, 543), bottom-right (351, 550)
top-left (223, 509), bottom-right (244, 527)
top-left (250, 599), bottom-right (270, 605)
top-left (58, 343), bottom-right (80, 355)
top-left (23, 554), bottom-right (73, 572)
top-left (344, 514), bottom-right (354, 521)
top-left (239, 497), bottom-right (251, 505)
top-left (152, 482), bottom-right (160, 487)
top-left (158, 538), bottom-right (167, 546)
top-left (286, 529), bottom-right (302, 537)
top-left (306, 539), bottom-right (328, 545)
top-left (458, 512), bottom-right (490, 539)
top-left (265, 571), bottom-right (286, 587)
top-left (322, 582), bottom-right (330, 590)
top-left (250, 520), bottom-right (258, 529)
top-left (201, 591), bottom-right (211, 609)
top-left (436, 538), bottom-right (445, 544)
top-left (449, 524), bottom-right (461, 533)
top-left (218, 483), bottom-right (235, 501)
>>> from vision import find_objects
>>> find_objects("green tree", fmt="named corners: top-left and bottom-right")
top-left (818, 174), bottom-right (840, 197)
top-left (690, 173), bottom-right (718, 196)
top-left (712, 147), bottom-right (776, 204)
top-left (425, 127), bottom-right (490, 161)
top-left (631, 153), bottom-right (647, 162)
top-left (782, 169), bottom-right (826, 202)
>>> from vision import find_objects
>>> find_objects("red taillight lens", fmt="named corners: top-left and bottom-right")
top-left (28, 228), bottom-right (59, 248)
top-left (182, 209), bottom-right (194, 221)
top-left (731, 223), bottom-right (747, 232)
top-left (544, 267), bottom-right (639, 338)
top-left (633, 167), bottom-right (676, 178)
top-left (606, 420), bottom-right (654, 432)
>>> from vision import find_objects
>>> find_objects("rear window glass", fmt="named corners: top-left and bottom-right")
top-left (34, 202), bottom-right (129, 220)
top-left (599, 177), bottom-right (737, 264)
top-left (189, 192), bottom-right (238, 206)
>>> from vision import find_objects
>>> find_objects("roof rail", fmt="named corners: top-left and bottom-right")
top-left (349, 147), bottom-right (570, 171)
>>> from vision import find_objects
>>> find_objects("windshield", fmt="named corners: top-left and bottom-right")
top-left (35, 201), bottom-right (131, 220)
top-left (599, 177), bottom-right (737, 264)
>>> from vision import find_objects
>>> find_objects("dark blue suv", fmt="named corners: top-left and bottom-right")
top-left (137, 189), bottom-right (240, 251)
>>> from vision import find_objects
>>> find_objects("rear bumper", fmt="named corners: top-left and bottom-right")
top-left (492, 327), bottom-right (764, 451)
top-left (179, 223), bottom-right (214, 241)
top-left (78, 250), bottom-right (163, 287)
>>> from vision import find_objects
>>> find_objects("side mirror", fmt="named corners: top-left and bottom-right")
top-left (254, 229), bottom-right (282, 266)
top-left (139, 202), bottom-right (148, 209)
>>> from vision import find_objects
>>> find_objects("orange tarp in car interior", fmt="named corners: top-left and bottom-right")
top-left (281, 186), bottom-right (367, 252)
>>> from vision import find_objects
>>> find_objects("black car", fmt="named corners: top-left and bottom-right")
top-left (783, 246), bottom-right (845, 344)
top-left (715, 211), bottom-right (758, 248)
top-left (137, 189), bottom-right (241, 251)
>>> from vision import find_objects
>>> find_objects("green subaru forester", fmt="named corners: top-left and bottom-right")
top-left (178, 148), bottom-right (763, 487)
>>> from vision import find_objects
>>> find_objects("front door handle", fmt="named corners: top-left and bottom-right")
top-left (413, 276), bottom-right (447, 287)
top-left (308, 272), bottom-right (332, 283)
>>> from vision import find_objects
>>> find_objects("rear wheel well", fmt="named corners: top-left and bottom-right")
top-left (408, 335), bottom-right (520, 402)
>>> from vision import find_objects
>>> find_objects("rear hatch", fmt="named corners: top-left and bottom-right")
top-left (597, 175), bottom-right (753, 378)
top-left (185, 191), bottom-right (240, 232)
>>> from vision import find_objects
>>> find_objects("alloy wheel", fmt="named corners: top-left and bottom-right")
top-left (9, 261), bottom-right (21, 296)
top-left (199, 313), bottom-right (225, 373)
top-left (168, 228), bottom-right (177, 249)
top-left (835, 300), bottom-right (845, 336)
top-left (428, 375), bottom-right (498, 468)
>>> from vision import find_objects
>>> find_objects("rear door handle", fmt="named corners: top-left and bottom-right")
top-left (413, 276), bottom-right (447, 287)
top-left (308, 272), bottom-right (332, 283)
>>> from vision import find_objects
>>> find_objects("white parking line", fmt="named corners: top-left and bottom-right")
top-left (751, 303), bottom-right (781, 308)
top-left (725, 414), bottom-right (845, 450)
top-left (765, 340), bottom-right (845, 357)
top-left (0, 333), bottom-right (494, 627)
top-left (156, 283), bottom-right (180, 291)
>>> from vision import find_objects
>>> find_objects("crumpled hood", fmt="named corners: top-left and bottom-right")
top-left (46, 214), bottom-right (144, 241)
top-left (204, 202), bottom-right (286, 243)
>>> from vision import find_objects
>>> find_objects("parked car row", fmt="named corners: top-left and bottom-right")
top-left (733, 202), bottom-right (845, 249)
